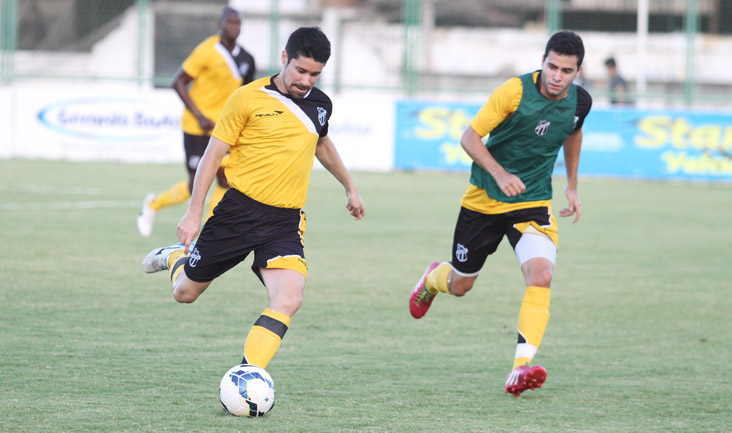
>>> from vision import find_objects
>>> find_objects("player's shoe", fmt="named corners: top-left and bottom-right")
top-left (504, 364), bottom-right (547, 396)
top-left (141, 243), bottom-right (187, 273)
top-left (136, 193), bottom-right (157, 237)
top-left (409, 261), bottom-right (440, 319)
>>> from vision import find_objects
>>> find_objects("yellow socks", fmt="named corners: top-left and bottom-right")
top-left (426, 262), bottom-right (452, 294)
top-left (168, 250), bottom-right (189, 284)
top-left (242, 309), bottom-right (291, 369)
top-left (205, 185), bottom-right (228, 221)
top-left (149, 180), bottom-right (190, 211)
top-left (513, 286), bottom-right (551, 369)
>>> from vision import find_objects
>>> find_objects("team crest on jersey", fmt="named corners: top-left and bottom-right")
top-left (535, 120), bottom-right (551, 136)
top-left (317, 107), bottom-right (327, 126)
top-left (456, 243), bottom-right (469, 263)
top-left (189, 248), bottom-right (201, 267)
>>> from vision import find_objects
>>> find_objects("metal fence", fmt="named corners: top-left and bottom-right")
top-left (1, 0), bottom-right (731, 108)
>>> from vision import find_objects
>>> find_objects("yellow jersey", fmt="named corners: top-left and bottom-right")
top-left (181, 35), bottom-right (255, 135)
top-left (212, 76), bottom-right (332, 209)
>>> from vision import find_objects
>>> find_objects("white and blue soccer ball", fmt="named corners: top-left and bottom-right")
top-left (219, 364), bottom-right (276, 417)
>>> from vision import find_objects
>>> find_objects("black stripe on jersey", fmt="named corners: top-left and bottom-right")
top-left (266, 76), bottom-right (332, 137)
top-left (253, 314), bottom-right (289, 339)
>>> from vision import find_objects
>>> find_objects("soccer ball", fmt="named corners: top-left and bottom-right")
top-left (219, 364), bottom-right (276, 417)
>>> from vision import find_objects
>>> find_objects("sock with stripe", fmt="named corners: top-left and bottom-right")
top-left (204, 185), bottom-right (227, 221)
top-left (241, 309), bottom-right (291, 369)
top-left (168, 250), bottom-right (189, 285)
top-left (150, 180), bottom-right (190, 212)
top-left (513, 285), bottom-right (551, 369)
top-left (426, 262), bottom-right (452, 295)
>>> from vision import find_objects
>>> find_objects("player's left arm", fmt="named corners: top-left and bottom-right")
top-left (559, 128), bottom-right (582, 223)
top-left (560, 85), bottom-right (592, 223)
top-left (315, 135), bottom-right (365, 220)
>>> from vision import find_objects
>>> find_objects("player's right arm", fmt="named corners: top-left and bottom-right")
top-left (177, 137), bottom-right (230, 251)
top-left (172, 67), bottom-right (215, 132)
top-left (461, 126), bottom-right (525, 197)
top-left (461, 77), bottom-right (525, 197)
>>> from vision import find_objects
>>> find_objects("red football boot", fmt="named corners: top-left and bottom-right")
top-left (409, 262), bottom-right (440, 319)
top-left (505, 365), bottom-right (547, 396)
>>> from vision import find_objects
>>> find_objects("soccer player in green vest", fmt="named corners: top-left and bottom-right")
top-left (409, 31), bottom-right (592, 396)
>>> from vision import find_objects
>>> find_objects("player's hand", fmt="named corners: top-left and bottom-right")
top-left (495, 171), bottom-right (526, 197)
top-left (346, 190), bottom-right (365, 221)
top-left (559, 187), bottom-right (581, 223)
top-left (177, 212), bottom-right (201, 253)
top-left (197, 116), bottom-right (215, 132)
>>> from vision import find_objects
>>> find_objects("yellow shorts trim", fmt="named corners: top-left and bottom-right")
top-left (266, 255), bottom-right (308, 279)
top-left (513, 215), bottom-right (559, 248)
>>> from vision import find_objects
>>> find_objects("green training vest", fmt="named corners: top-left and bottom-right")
top-left (470, 71), bottom-right (577, 203)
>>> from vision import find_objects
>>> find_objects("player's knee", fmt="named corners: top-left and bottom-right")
top-left (173, 287), bottom-right (199, 304)
top-left (527, 267), bottom-right (553, 288)
top-left (272, 294), bottom-right (302, 316)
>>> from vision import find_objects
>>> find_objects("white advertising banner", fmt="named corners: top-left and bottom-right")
top-left (2, 83), bottom-right (394, 171)
top-left (326, 92), bottom-right (394, 172)
top-left (9, 82), bottom-right (184, 163)
top-left (0, 85), bottom-right (12, 159)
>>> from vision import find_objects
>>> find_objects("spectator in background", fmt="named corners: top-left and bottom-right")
top-left (604, 57), bottom-right (632, 105)
top-left (137, 6), bottom-right (255, 237)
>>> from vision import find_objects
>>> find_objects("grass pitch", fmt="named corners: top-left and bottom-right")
top-left (1, 159), bottom-right (731, 432)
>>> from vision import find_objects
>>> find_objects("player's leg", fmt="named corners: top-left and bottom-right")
top-left (241, 208), bottom-right (307, 369)
top-left (241, 268), bottom-right (305, 369)
top-left (142, 186), bottom-right (254, 304)
top-left (410, 206), bottom-right (500, 318)
top-left (141, 241), bottom-right (211, 302)
top-left (504, 209), bottom-right (558, 396)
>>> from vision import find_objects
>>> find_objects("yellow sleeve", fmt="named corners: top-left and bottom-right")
top-left (212, 87), bottom-right (249, 146)
top-left (181, 38), bottom-right (211, 79)
top-left (469, 77), bottom-right (523, 137)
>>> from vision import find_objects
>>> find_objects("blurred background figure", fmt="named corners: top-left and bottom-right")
top-left (137, 6), bottom-right (256, 238)
top-left (604, 56), bottom-right (632, 106)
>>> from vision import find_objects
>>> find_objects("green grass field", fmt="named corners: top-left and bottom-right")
top-left (2, 159), bottom-right (731, 432)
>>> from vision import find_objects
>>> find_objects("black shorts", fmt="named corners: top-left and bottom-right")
top-left (183, 133), bottom-right (210, 174)
top-left (184, 189), bottom-right (308, 283)
top-left (451, 205), bottom-right (555, 275)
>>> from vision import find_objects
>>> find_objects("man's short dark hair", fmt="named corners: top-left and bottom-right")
top-left (285, 27), bottom-right (331, 64)
top-left (544, 31), bottom-right (585, 67)
top-left (219, 6), bottom-right (239, 23)
top-left (604, 57), bottom-right (617, 68)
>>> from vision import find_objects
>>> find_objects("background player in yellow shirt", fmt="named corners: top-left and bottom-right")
top-left (142, 27), bottom-right (364, 373)
top-left (137, 6), bottom-right (255, 237)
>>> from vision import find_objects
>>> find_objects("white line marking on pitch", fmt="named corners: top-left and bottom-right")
top-left (0, 200), bottom-right (140, 211)
top-left (0, 183), bottom-right (104, 195)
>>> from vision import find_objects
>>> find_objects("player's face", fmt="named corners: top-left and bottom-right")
top-left (279, 53), bottom-right (325, 99)
top-left (540, 50), bottom-right (581, 100)
top-left (219, 13), bottom-right (241, 42)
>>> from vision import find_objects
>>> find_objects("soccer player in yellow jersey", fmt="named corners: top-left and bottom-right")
top-left (142, 27), bottom-right (365, 373)
top-left (137, 7), bottom-right (255, 237)
top-left (409, 31), bottom-right (592, 396)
